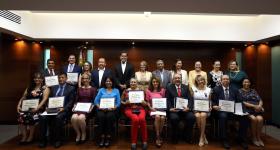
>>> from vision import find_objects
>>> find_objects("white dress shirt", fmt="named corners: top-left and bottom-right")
top-left (121, 62), bottom-right (127, 74)
top-left (98, 68), bottom-right (105, 86)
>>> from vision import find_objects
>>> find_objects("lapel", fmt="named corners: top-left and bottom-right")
top-left (172, 84), bottom-right (178, 97)
top-left (220, 86), bottom-right (225, 99)
top-left (123, 63), bottom-right (128, 76)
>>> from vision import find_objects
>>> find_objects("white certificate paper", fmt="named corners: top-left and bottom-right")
top-left (21, 99), bottom-right (39, 111)
top-left (194, 99), bottom-right (210, 112)
top-left (67, 73), bottom-right (79, 82)
top-left (74, 102), bottom-right (92, 112)
top-left (150, 111), bottom-right (166, 116)
top-left (152, 98), bottom-right (167, 109)
top-left (45, 75), bottom-right (59, 86)
top-left (128, 91), bottom-right (144, 103)
top-left (235, 103), bottom-right (248, 116)
top-left (99, 98), bottom-right (115, 109)
top-left (48, 97), bottom-right (64, 108)
top-left (176, 97), bottom-right (188, 109)
top-left (219, 100), bottom-right (235, 113)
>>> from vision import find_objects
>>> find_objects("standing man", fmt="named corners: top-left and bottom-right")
top-left (152, 59), bottom-right (171, 89)
top-left (62, 54), bottom-right (82, 85)
top-left (212, 75), bottom-right (249, 149)
top-left (91, 58), bottom-right (113, 89)
top-left (38, 72), bottom-right (75, 148)
top-left (166, 73), bottom-right (195, 144)
top-left (114, 52), bottom-right (135, 93)
top-left (43, 59), bottom-right (58, 76)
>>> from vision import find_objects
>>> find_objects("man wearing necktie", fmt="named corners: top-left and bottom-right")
top-left (42, 59), bottom-right (58, 77)
top-left (62, 54), bottom-right (82, 86)
top-left (38, 72), bottom-right (75, 148)
top-left (166, 73), bottom-right (195, 144)
top-left (212, 75), bottom-right (249, 149)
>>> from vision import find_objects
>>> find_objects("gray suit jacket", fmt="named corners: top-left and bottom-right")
top-left (152, 69), bottom-right (171, 89)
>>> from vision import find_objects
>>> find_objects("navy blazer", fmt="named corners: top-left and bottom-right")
top-left (50, 83), bottom-right (75, 113)
top-left (42, 68), bottom-right (58, 77)
top-left (166, 83), bottom-right (193, 110)
top-left (114, 62), bottom-right (135, 87)
top-left (211, 85), bottom-right (240, 106)
top-left (62, 64), bottom-right (82, 74)
top-left (91, 68), bottom-right (113, 89)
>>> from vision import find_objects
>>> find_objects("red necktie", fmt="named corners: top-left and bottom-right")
top-left (177, 86), bottom-right (181, 97)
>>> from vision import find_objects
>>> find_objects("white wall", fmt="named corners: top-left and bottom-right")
top-left (0, 11), bottom-right (279, 41)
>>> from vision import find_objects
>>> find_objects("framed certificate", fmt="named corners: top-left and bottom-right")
top-left (175, 97), bottom-right (188, 109)
top-left (128, 90), bottom-right (144, 103)
top-left (219, 100), bottom-right (235, 113)
top-left (150, 111), bottom-right (166, 116)
top-left (67, 73), bottom-right (79, 82)
top-left (73, 102), bottom-right (92, 112)
top-left (234, 103), bottom-right (248, 116)
top-left (45, 75), bottom-right (59, 86)
top-left (152, 98), bottom-right (167, 109)
top-left (99, 98), bottom-right (115, 109)
top-left (194, 99), bottom-right (210, 112)
top-left (48, 96), bottom-right (64, 108)
top-left (21, 99), bottom-right (39, 111)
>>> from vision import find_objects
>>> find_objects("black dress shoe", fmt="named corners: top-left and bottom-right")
top-left (75, 140), bottom-right (81, 145)
top-left (104, 137), bottom-right (111, 147)
top-left (131, 144), bottom-right (137, 150)
top-left (99, 137), bottom-right (105, 147)
top-left (54, 141), bottom-right (62, 148)
top-left (222, 140), bottom-right (230, 149)
top-left (38, 141), bottom-right (46, 148)
top-left (142, 143), bottom-right (148, 150)
top-left (239, 141), bottom-right (248, 150)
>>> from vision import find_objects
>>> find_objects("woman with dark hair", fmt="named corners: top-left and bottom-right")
top-left (208, 60), bottom-right (223, 89)
top-left (78, 61), bottom-right (92, 88)
top-left (121, 78), bottom-right (148, 150)
top-left (93, 76), bottom-right (121, 148)
top-left (145, 76), bottom-right (166, 147)
top-left (225, 60), bottom-right (247, 90)
top-left (16, 72), bottom-right (50, 144)
top-left (135, 60), bottom-right (152, 91)
top-left (239, 78), bottom-right (264, 147)
top-left (170, 59), bottom-right (188, 85)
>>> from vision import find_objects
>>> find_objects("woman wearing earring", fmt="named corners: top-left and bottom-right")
top-left (170, 58), bottom-right (188, 85)
top-left (188, 61), bottom-right (207, 88)
top-left (190, 75), bottom-right (211, 147)
top-left (208, 60), bottom-right (223, 89)
top-left (16, 72), bottom-right (50, 145)
top-left (135, 60), bottom-right (152, 91)
top-left (225, 60), bottom-right (247, 90)
top-left (78, 61), bottom-right (92, 88)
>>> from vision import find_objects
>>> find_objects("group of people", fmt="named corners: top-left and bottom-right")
top-left (16, 52), bottom-right (265, 149)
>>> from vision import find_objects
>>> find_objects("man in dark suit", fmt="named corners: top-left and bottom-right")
top-left (152, 59), bottom-right (171, 89)
top-left (38, 72), bottom-right (75, 148)
top-left (62, 54), bottom-right (82, 85)
top-left (114, 52), bottom-right (135, 93)
top-left (166, 73), bottom-right (195, 143)
top-left (212, 74), bottom-right (249, 149)
top-left (91, 58), bottom-right (113, 89)
top-left (43, 59), bottom-right (58, 76)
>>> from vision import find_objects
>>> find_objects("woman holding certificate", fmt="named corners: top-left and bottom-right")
top-left (121, 78), bottom-right (148, 150)
top-left (16, 72), bottom-right (50, 145)
top-left (239, 78), bottom-right (264, 147)
top-left (145, 76), bottom-right (166, 147)
top-left (190, 75), bottom-right (211, 147)
top-left (93, 76), bottom-right (121, 147)
top-left (71, 73), bottom-right (96, 144)
top-left (78, 61), bottom-right (92, 88)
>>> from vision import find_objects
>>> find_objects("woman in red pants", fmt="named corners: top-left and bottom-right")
top-left (121, 78), bottom-right (148, 150)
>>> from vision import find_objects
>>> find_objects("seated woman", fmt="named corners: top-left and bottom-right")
top-left (121, 78), bottom-right (148, 150)
top-left (239, 78), bottom-right (264, 147)
top-left (190, 75), bottom-right (211, 147)
top-left (16, 72), bottom-right (50, 145)
top-left (71, 73), bottom-right (97, 144)
top-left (93, 76), bottom-right (121, 148)
top-left (145, 76), bottom-right (166, 147)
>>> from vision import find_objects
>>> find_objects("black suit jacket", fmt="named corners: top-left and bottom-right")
top-left (91, 68), bottom-right (113, 89)
top-left (42, 68), bottom-right (58, 77)
top-left (50, 83), bottom-right (75, 113)
top-left (114, 62), bottom-right (135, 87)
top-left (166, 83), bottom-right (193, 110)
top-left (62, 64), bottom-right (82, 74)
top-left (212, 85), bottom-right (240, 106)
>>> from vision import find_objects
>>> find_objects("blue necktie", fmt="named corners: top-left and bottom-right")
top-left (56, 85), bottom-right (63, 96)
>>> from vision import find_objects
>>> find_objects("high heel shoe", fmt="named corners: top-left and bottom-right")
top-left (131, 144), bottom-right (137, 150)
top-left (204, 136), bottom-right (208, 145)
top-left (253, 140), bottom-right (260, 146)
top-left (99, 137), bottom-right (105, 147)
top-left (258, 140), bottom-right (264, 147)
top-left (156, 136), bottom-right (162, 148)
top-left (104, 136), bottom-right (111, 147)
top-left (199, 139), bottom-right (204, 147)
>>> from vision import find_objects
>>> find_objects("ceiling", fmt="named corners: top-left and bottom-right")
top-left (1, 0), bottom-right (280, 14)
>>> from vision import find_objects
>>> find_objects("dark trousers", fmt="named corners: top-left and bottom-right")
top-left (39, 112), bottom-right (67, 143)
top-left (169, 111), bottom-right (195, 141)
top-left (218, 112), bottom-right (249, 141)
top-left (96, 110), bottom-right (116, 136)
